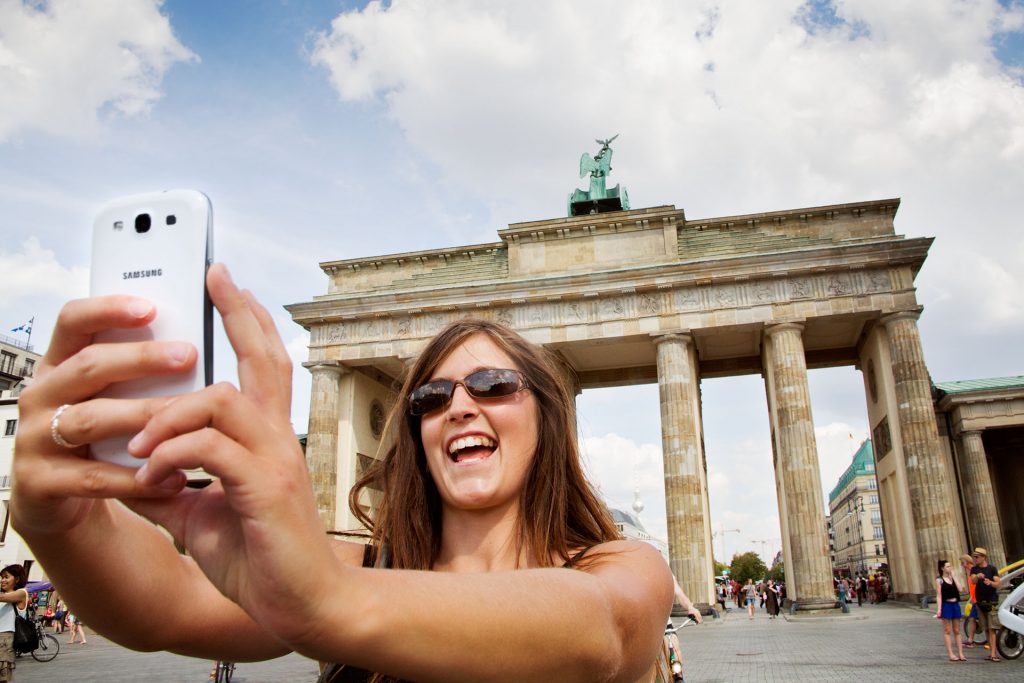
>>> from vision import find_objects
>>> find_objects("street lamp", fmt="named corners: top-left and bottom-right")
top-left (713, 527), bottom-right (740, 565)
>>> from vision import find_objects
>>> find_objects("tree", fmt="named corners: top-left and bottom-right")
top-left (713, 559), bottom-right (729, 577)
top-left (729, 551), bottom-right (768, 585)
top-left (765, 561), bottom-right (785, 584)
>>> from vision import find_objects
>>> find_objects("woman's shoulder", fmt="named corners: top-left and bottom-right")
top-left (567, 539), bottom-right (672, 577)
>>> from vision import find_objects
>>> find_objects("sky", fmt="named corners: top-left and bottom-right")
top-left (2, 0), bottom-right (1023, 566)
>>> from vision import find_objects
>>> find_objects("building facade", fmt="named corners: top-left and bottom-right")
top-left (828, 440), bottom-right (887, 578)
top-left (933, 377), bottom-right (1024, 570)
top-left (0, 335), bottom-right (43, 579)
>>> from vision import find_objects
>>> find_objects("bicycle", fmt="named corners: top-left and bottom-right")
top-left (212, 660), bottom-right (235, 683)
top-left (961, 602), bottom-right (986, 645)
top-left (29, 618), bottom-right (61, 662)
top-left (663, 616), bottom-right (698, 683)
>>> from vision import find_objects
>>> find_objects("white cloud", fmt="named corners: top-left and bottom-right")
top-left (0, 236), bottom-right (88, 307)
top-left (580, 432), bottom-right (667, 540)
top-left (0, 0), bottom-right (197, 142)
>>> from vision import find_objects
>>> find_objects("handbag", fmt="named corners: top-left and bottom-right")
top-left (13, 610), bottom-right (39, 654)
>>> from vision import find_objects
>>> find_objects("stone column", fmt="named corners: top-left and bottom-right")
top-left (303, 360), bottom-right (348, 530)
top-left (959, 430), bottom-right (1006, 568)
top-left (763, 323), bottom-right (835, 608)
top-left (882, 311), bottom-right (962, 593)
top-left (654, 333), bottom-right (714, 611)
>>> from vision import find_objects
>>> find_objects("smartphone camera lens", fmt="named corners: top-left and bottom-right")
top-left (166, 215), bottom-right (177, 225)
top-left (134, 213), bottom-right (152, 233)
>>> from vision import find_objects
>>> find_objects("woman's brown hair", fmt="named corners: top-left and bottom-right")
top-left (348, 318), bottom-right (620, 569)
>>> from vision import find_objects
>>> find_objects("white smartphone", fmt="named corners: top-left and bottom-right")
top-left (89, 189), bottom-right (213, 467)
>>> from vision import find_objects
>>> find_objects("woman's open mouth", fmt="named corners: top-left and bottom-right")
top-left (447, 435), bottom-right (497, 463)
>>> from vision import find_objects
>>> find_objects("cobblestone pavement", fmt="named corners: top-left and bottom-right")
top-left (681, 601), bottom-right (1021, 682)
top-left (13, 602), bottom-right (1023, 681)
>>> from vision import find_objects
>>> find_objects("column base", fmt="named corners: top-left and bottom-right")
top-left (786, 598), bottom-right (840, 615)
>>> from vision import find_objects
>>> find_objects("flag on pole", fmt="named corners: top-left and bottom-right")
top-left (10, 317), bottom-right (33, 334)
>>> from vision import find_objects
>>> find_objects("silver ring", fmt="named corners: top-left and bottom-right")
top-left (50, 404), bottom-right (82, 449)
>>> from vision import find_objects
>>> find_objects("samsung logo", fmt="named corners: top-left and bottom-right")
top-left (123, 269), bottom-right (163, 280)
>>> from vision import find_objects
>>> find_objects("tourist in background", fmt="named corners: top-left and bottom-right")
top-left (935, 559), bottom-right (965, 661)
top-left (744, 578), bottom-right (757, 619)
top-left (66, 613), bottom-right (87, 645)
top-left (969, 547), bottom-right (1001, 661)
top-left (0, 565), bottom-right (29, 682)
top-left (959, 553), bottom-right (979, 649)
top-left (765, 579), bottom-right (781, 620)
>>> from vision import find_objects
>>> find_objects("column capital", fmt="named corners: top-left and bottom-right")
top-left (302, 359), bottom-right (349, 375)
top-left (880, 307), bottom-right (924, 327)
top-left (651, 331), bottom-right (693, 346)
top-left (960, 429), bottom-right (983, 439)
top-left (763, 321), bottom-right (804, 338)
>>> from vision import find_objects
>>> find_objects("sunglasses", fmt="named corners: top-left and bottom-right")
top-left (408, 368), bottom-right (530, 416)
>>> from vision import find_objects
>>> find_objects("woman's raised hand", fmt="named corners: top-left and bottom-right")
top-left (11, 291), bottom-right (196, 537)
top-left (123, 264), bottom-right (338, 642)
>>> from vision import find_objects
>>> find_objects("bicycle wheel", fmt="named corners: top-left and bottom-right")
top-left (962, 616), bottom-right (986, 645)
top-left (997, 627), bottom-right (1024, 660)
top-left (31, 633), bottom-right (60, 662)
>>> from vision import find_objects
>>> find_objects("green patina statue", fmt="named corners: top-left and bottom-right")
top-left (568, 134), bottom-right (630, 216)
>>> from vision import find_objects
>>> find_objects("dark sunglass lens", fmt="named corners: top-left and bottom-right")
top-left (467, 369), bottom-right (521, 397)
top-left (409, 380), bottom-right (454, 415)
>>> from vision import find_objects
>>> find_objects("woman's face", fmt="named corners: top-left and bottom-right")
top-left (418, 333), bottom-right (539, 515)
top-left (942, 562), bottom-right (951, 574)
top-left (0, 572), bottom-right (13, 592)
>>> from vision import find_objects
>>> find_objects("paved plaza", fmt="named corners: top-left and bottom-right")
top-left (12, 601), bottom-right (1022, 682)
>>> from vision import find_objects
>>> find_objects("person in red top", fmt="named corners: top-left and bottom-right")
top-left (959, 554), bottom-right (979, 647)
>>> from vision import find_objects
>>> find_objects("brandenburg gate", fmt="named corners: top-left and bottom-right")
top-left (287, 195), bottom-right (969, 610)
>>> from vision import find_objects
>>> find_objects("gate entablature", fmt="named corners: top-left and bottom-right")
top-left (289, 199), bottom-right (925, 379)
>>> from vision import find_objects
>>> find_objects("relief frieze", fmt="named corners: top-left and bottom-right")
top-left (788, 279), bottom-right (811, 299)
top-left (602, 297), bottom-right (626, 318)
top-left (639, 293), bottom-right (660, 316)
top-left (675, 288), bottom-right (699, 309)
top-left (566, 301), bottom-right (588, 322)
top-left (867, 270), bottom-right (890, 292)
top-left (827, 275), bottom-right (851, 296)
top-left (714, 285), bottom-right (737, 307)
top-left (753, 282), bottom-right (775, 302)
top-left (310, 267), bottom-right (897, 347)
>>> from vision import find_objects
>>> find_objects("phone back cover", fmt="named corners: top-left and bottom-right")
top-left (89, 189), bottom-right (213, 466)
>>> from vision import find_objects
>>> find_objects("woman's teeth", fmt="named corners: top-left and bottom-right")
top-left (448, 435), bottom-right (496, 454)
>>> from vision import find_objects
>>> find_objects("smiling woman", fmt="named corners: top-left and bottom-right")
top-left (10, 267), bottom-right (674, 683)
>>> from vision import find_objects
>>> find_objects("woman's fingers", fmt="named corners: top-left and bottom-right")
top-left (31, 341), bottom-right (196, 409)
top-left (129, 382), bottom-right (301, 486)
top-left (240, 288), bottom-right (293, 410)
top-left (41, 295), bottom-right (156, 370)
top-left (135, 425), bottom-right (256, 489)
top-left (207, 265), bottom-right (291, 413)
top-left (22, 397), bottom-right (177, 455)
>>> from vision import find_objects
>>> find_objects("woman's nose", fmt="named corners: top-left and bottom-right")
top-left (446, 383), bottom-right (478, 419)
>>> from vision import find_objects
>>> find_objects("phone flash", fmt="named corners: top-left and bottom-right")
top-left (113, 221), bottom-right (124, 231)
